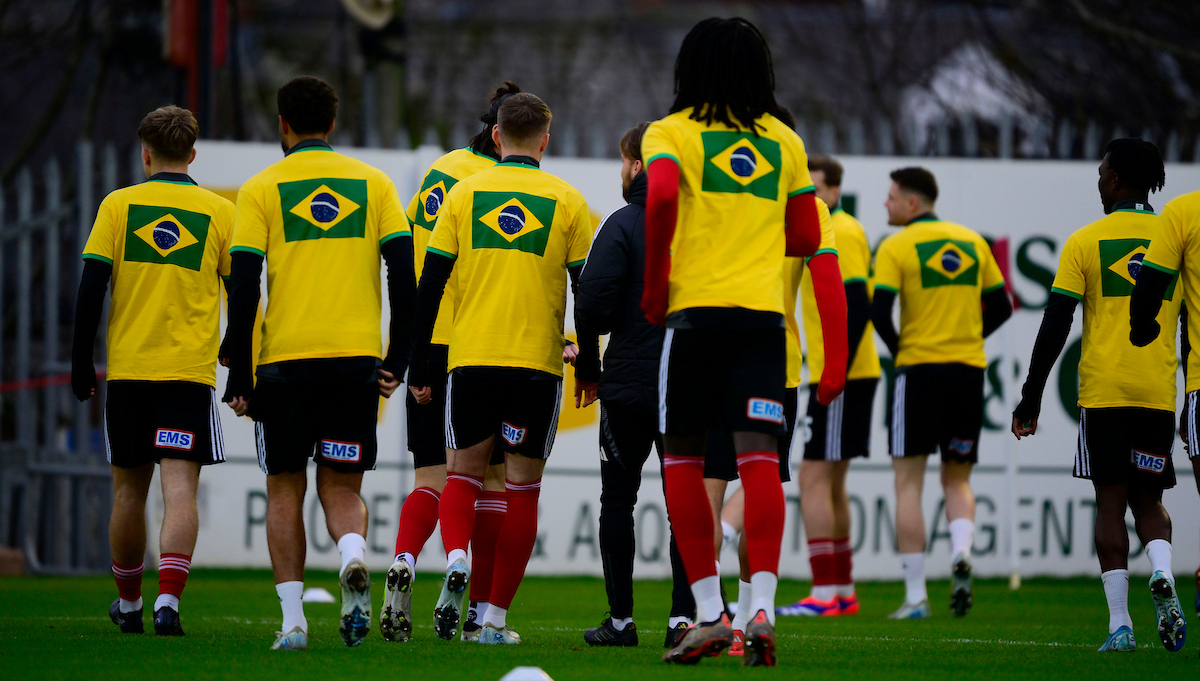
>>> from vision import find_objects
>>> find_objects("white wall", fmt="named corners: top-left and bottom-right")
top-left (164, 142), bottom-right (1200, 581)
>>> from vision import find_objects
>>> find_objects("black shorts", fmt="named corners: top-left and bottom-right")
top-left (659, 326), bottom-right (787, 437)
top-left (804, 378), bottom-right (878, 461)
top-left (445, 369), bottom-right (563, 460)
top-left (407, 346), bottom-right (504, 468)
top-left (889, 364), bottom-right (983, 463)
top-left (1076, 406), bottom-right (1177, 489)
top-left (1182, 391), bottom-right (1200, 460)
top-left (250, 378), bottom-right (380, 475)
top-left (104, 381), bottom-right (225, 468)
top-left (703, 387), bottom-right (797, 483)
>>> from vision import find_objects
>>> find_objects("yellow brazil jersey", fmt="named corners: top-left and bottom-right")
top-left (783, 198), bottom-right (836, 388)
top-left (426, 159), bottom-right (593, 377)
top-left (802, 206), bottom-right (882, 382)
top-left (406, 147), bottom-right (495, 345)
top-left (82, 174), bottom-right (234, 387)
top-left (1144, 189), bottom-right (1200, 392)
top-left (1052, 206), bottom-right (1181, 411)
top-left (640, 109), bottom-right (814, 317)
top-left (873, 216), bottom-right (1005, 369)
top-left (230, 142), bottom-right (411, 365)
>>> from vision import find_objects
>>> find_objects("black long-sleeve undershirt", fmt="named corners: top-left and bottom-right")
top-left (1130, 264), bottom-right (1175, 347)
top-left (870, 289), bottom-right (900, 358)
top-left (70, 258), bottom-right (113, 402)
top-left (1012, 292), bottom-right (1078, 423)
top-left (982, 286), bottom-right (1014, 338)
top-left (844, 280), bottom-right (870, 370)
top-left (381, 236), bottom-right (416, 378)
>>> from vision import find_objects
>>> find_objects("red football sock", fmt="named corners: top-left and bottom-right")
top-left (737, 451), bottom-right (785, 576)
top-left (833, 538), bottom-right (854, 585)
top-left (807, 539), bottom-right (836, 587)
top-left (158, 553), bottom-right (191, 598)
top-left (662, 455), bottom-right (717, 583)
top-left (439, 474), bottom-right (483, 556)
top-left (112, 560), bottom-right (144, 602)
top-left (489, 479), bottom-right (541, 609)
top-left (394, 486), bottom-right (441, 563)
top-left (469, 491), bottom-right (507, 604)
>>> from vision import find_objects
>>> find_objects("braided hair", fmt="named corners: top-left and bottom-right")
top-left (468, 81), bottom-right (522, 160)
top-left (1104, 138), bottom-right (1166, 193)
top-left (670, 17), bottom-right (779, 135)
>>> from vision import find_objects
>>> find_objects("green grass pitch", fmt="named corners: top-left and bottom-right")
top-left (1, 570), bottom-right (1196, 679)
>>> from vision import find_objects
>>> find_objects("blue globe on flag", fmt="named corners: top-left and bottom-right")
top-left (153, 221), bottom-right (181, 249)
top-left (942, 250), bottom-right (962, 272)
top-left (311, 192), bottom-right (340, 223)
top-left (730, 146), bottom-right (757, 177)
top-left (425, 187), bottom-right (444, 216)
top-left (1128, 253), bottom-right (1144, 280)
top-left (498, 205), bottom-right (526, 235)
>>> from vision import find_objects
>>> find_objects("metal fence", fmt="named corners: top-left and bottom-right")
top-left (1, 140), bottom-right (143, 574)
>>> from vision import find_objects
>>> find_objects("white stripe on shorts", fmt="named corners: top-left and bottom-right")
top-left (543, 381), bottom-right (564, 458)
top-left (658, 328), bottom-right (675, 434)
top-left (1189, 391), bottom-right (1198, 460)
top-left (825, 392), bottom-right (845, 462)
top-left (444, 372), bottom-right (457, 450)
top-left (255, 421), bottom-right (268, 473)
top-left (890, 373), bottom-right (906, 457)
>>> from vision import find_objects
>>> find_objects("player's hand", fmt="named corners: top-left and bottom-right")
top-left (816, 372), bottom-right (845, 406)
top-left (71, 363), bottom-right (97, 402)
top-left (641, 288), bottom-right (667, 327)
top-left (227, 396), bottom-right (249, 417)
top-left (1011, 415), bottom-right (1037, 439)
top-left (575, 379), bottom-right (598, 408)
top-left (409, 385), bottom-right (432, 405)
top-left (1130, 319), bottom-right (1160, 347)
top-left (563, 343), bottom-right (579, 366)
top-left (377, 369), bottom-right (401, 398)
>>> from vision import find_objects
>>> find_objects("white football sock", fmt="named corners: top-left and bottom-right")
top-left (446, 548), bottom-right (468, 569)
top-left (949, 519), bottom-right (975, 559)
top-left (470, 601), bottom-right (490, 627)
top-left (667, 615), bottom-right (692, 629)
top-left (119, 597), bottom-right (143, 614)
top-left (721, 521), bottom-right (738, 550)
top-left (337, 533), bottom-right (366, 575)
top-left (730, 580), bottom-right (753, 631)
top-left (610, 616), bottom-right (632, 631)
top-left (900, 553), bottom-right (927, 604)
top-left (835, 583), bottom-right (856, 598)
top-left (749, 571), bottom-right (778, 626)
top-left (486, 605), bottom-right (508, 628)
top-left (154, 593), bottom-right (180, 612)
top-left (691, 575), bottom-right (725, 624)
top-left (811, 585), bottom-right (836, 602)
top-left (276, 581), bottom-right (307, 633)
top-left (1101, 569), bottom-right (1133, 633)
top-left (1145, 539), bottom-right (1174, 582)
top-left (396, 551), bottom-right (417, 570)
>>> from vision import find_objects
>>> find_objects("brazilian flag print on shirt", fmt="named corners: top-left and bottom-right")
top-left (124, 204), bottom-right (211, 271)
top-left (471, 191), bottom-right (556, 256)
top-left (701, 131), bottom-right (782, 201)
top-left (915, 239), bottom-right (979, 288)
top-left (278, 177), bottom-right (368, 241)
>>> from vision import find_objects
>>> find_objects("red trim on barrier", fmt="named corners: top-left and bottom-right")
top-left (0, 370), bottom-right (106, 394)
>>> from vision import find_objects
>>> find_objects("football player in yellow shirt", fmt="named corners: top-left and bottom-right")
top-left (871, 167), bottom-right (1011, 620)
top-left (221, 77), bottom-right (414, 651)
top-left (407, 93), bottom-right (597, 645)
top-left (381, 81), bottom-right (519, 645)
top-left (71, 106), bottom-right (232, 637)
top-left (1017, 139), bottom-right (1186, 653)
top-left (641, 18), bottom-right (843, 667)
top-left (778, 156), bottom-right (881, 618)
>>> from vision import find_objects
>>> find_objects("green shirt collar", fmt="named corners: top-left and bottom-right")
top-left (285, 139), bottom-right (333, 156)
top-left (1111, 199), bottom-right (1155, 214)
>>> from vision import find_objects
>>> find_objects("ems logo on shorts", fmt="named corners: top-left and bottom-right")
top-left (699, 131), bottom-right (782, 200)
top-left (279, 178), bottom-right (368, 242)
top-left (1131, 449), bottom-right (1166, 473)
top-left (501, 422), bottom-right (527, 446)
top-left (125, 205), bottom-right (210, 272)
top-left (154, 429), bottom-right (195, 451)
top-left (747, 398), bottom-right (784, 424)
top-left (320, 439), bottom-right (362, 463)
top-left (948, 438), bottom-right (974, 455)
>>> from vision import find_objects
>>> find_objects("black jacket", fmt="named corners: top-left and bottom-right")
top-left (575, 172), bottom-right (663, 414)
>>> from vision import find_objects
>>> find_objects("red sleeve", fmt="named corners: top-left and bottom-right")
top-left (807, 253), bottom-right (847, 405)
top-left (642, 157), bottom-right (680, 326)
top-left (785, 191), bottom-right (821, 257)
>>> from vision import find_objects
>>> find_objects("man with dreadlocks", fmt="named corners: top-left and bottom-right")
top-left (641, 17), bottom-right (846, 667)
top-left (380, 82), bottom-right (524, 643)
top-left (1016, 139), bottom-right (1187, 653)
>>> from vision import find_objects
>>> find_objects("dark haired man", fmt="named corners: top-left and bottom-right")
top-left (408, 92), bottom-right (597, 645)
top-left (1017, 139), bottom-right (1186, 653)
top-left (72, 105), bottom-right (233, 637)
top-left (577, 122), bottom-right (696, 648)
top-left (222, 76), bottom-right (415, 651)
top-left (380, 81), bottom-right (521, 644)
top-left (643, 16), bottom-right (845, 667)
top-left (872, 166), bottom-right (1011, 620)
